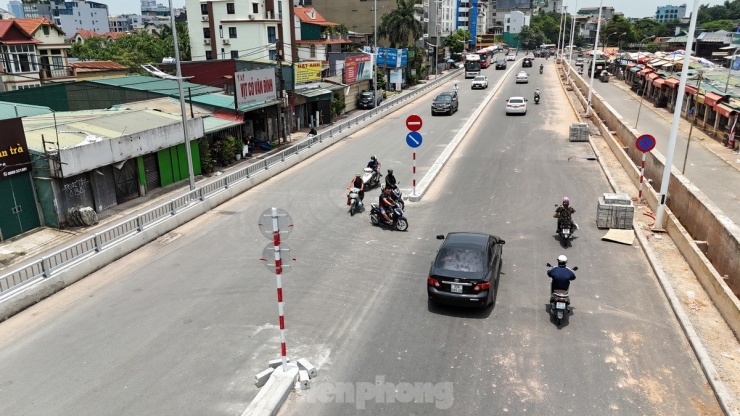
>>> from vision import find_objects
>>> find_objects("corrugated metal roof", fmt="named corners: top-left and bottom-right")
top-left (187, 92), bottom-right (280, 112)
top-left (297, 88), bottom-right (332, 98)
top-left (0, 101), bottom-right (53, 120)
top-left (111, 96), bottom-right (212, 119)
top-left (203, 115), bottom-right (241, 133)
top-left (21, 108), bottom-right (183, 151)
top-left (697, 30), bottom-right (731, 43)
top-left (87, 75), bottom-right (221, 97)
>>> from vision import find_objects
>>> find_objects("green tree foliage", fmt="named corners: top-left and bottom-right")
top-left (601, 16), bottom-right (636, 46)
top-left (701, 19), bottom-right (735, 31)
top-left (442, 29), bottom-right (472, 54)
top-left (631, 18), bottom-right (672, 38)
top-left (530, 11), bottom-right (564, 44)
top-left (378, 0), bottom-right (424, 48)
top-left (516, 25), bottom-right (547, 50)
top-left (70, 23), bottom-right (191, 68)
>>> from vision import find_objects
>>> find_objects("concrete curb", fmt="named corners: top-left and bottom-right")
top-left (242, 363), bottom-right (299, 416)
top-left (558, 65), bottom-right (738, 416)
top-left (407, 62), bottom-right (522, 202)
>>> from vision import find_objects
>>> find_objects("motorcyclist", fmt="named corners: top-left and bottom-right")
top-left (547, 255), bottom-right (576, 301)
top-left (346, 173), bottom-right (365, 206)
top-left (308, 127), bottom-right (317, 136)
top-left (378, 186), bottom-right (395, 224)
top-left (453, 83), bottom-right (459, 93)
top-left (534, 88), bottom-right (541, 102)
top-left (385, 168), bottom-right (397, 189)
top-left (367, 155), bottom-right (381, 183)
top-left (555, 196), bottom-right (577, 234)
top-left (539, 63), bottom-right (543, 74)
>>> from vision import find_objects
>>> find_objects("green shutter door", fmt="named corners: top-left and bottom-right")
top-left (0, 173), bottom-right (41, 241)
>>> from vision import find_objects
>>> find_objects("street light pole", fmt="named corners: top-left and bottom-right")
top-left (556, 5), bottom-right (566, 59)
top-left (169, 0), bottom-right (195, 190)
top-left (566, 0), bottom-right (578, 80)
top-left (633, 35), bottom-right (656, 129)
top-left (585, 0), bottom-right (604, 117)
top-left (603, 32), bottom-right (624, 53)
top-left (373, 0), bottom-right (378, 93)
top-left (723, 46), bottom-right (740, 93)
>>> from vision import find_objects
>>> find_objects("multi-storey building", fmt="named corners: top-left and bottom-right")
top-left (292, 6), bottom-right (350, 62)
top-left (186, 0), bottom-right (294, 63)
top-left (7, 0), bottom-right (23, 18)
top-left (109, 14), bottom-right (143, 33)
top-left (13, 17), bottom-right (74, 84)
top-left (655, 4), bottom-right (686, 23)
top-left (577, 6), bottom-right (616, 21)
top-left (17, 1), bottom-right (110, 37)
top-left (0, 20), bottom-right (41, 91)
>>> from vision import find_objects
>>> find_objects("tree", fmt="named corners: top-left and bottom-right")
top-left (701, 19), bottom-right (735, 31)
top-left (601, 16), bottom-right (635, 46)
top-left (378, 0), bottom-right (424, 48)
top-left (442, 29), bottom-right (471, 54)
top-left (530, 12), bottom-right (562, 44)
top-left (516, 26), bottom-right (546, 50)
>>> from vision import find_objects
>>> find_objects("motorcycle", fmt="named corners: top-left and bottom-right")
top-left (382, 183), bottom-right (405, 210)
top-left (539, 66), bottom-right (543, 74)
top-left (361, 167), bottom-right (381, 189)
top-left (369, 203), bottom-right (408, 231)
top-left (534, 94), bottom-right (540, 105)
top-left (546, 263), bottom-right (578, 325)
top-left (558, 218), bottom-right (574, 245)
top-left (347, 187), bottom-right (362, 216)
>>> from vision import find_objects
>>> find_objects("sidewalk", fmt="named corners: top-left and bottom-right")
top-left (0, 70), bottom-right (456, 272)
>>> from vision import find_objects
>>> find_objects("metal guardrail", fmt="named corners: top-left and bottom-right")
top-left (0, 69), bottom-right (461, 298)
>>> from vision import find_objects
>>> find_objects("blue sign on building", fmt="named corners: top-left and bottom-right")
top-left (377, 48), bottom-right (408, 68)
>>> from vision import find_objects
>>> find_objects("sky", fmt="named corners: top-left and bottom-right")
top-left (23, 0), bottom-right (731, 19)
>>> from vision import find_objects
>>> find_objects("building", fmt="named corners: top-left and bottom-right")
top-left (51, 0), bottom-right (110, 36)
top-left (655, 4), bottom-right (686, 23)
top-left (306, 0), bottom-right (392, 38)
top-left (490, 0), bottom-right (534, 37)
top-left (109, 14), bottom-right (143, 32)
top-left (68, 60), bottom-right (129, 80)
top-left (186, 0), bottom-right (294, 63)
top-left (504, 9), bottom-right (529, 46)
top-left (0, 20), bottom-right (42, 91)
top-left (293, 6), bottom-right (350, 62)
top-left (578, 6), bottom-right (616, 21)
top-left (13, 18), bottom-right (74, 84)
top-left (541, 0), bottom-right (563, 13)
top-left (7, 0), bottom-right (22, 18)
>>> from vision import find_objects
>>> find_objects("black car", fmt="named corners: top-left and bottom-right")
top-left (522, 58), bottom-right (533, 67)
top-left (495, 59), bottom-right (507, 70)
top-left (427, 233), bottom-right (505, 308)
top-left (357, 90), bottom-right (381, 109)
top-left (431, 92), bottom-right (458, 115)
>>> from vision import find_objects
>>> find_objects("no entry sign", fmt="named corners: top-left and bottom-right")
top-left (406, 114), bottom-right (422, 132)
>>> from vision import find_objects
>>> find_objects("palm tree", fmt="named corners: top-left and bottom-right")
top-left (378, 0), bottom-right (424, 48)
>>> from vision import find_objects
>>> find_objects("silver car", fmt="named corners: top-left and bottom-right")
top-left (505, 97), bottom-right (527, 115)
top-left (516, 71), bottom-right (529, 83)
top-left (471, 75), bottom-right (488, 89)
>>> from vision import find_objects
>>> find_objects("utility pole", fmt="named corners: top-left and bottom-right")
top-left (276, 40), bottom-right (286, 144)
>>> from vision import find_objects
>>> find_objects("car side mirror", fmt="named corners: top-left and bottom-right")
top-left (436, 235), bottom-right (445, 240)
top-left (497, 239), bottom-right (505, 244)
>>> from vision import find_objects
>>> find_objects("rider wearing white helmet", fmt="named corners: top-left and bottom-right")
top-left (547, 255), bottom-right (576, 300)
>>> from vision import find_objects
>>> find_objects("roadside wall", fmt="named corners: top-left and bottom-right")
top-left (562, 65), bottom-right (740, 339)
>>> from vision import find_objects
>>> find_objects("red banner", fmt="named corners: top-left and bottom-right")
top-left (345, 54), bottom-right (372, 84)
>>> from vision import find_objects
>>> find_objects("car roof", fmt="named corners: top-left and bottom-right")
top-left (436, 92), bottom-right (453, 98)
top-left (474, 75), bottom-right (485, 79)
top-left (508, 96), bottom-right (525, 101)
top-left (443, 232), bottom-right (490, 248)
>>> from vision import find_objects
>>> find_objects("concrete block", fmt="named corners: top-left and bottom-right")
top-left (255, 367), bottom-right (274, 388)
top-left (296, 358), bottom-right (317, 378)
top-left (242, 363), bottom-right (298, 416)
top-left (299, 370), bottom-right (310, 390)
top-left (268, 358), bottom-right (289, 369)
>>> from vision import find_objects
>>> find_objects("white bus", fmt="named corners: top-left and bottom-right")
top-left (464, 54), bottom-right (481, 78)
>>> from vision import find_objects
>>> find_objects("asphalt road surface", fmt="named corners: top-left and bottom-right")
top-left (0, 57), bottom-right (721, 415)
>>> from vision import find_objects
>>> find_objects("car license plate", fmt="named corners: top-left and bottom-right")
top-left (451, 284), bottom-right (463, 293)
top-left (556, 302), bottom-right (566, 309)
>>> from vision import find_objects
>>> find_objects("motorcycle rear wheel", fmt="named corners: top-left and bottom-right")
top-left (349, 201), bottom-right (357, 216)
top-left (370, 214), bottom-right (379, 225)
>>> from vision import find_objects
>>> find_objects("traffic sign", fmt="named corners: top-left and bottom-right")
top-left (635, 134), bottom-right (656, 153)
top-left (406, 114), bottom-right (423, 132)
top-left (406, 131), bottom-right (423, 148)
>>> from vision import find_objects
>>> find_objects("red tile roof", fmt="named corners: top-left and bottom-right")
top-left (12, 18), bottom-right (64, 36)
top-left (295, 39), bottom-right (351, 44)
top-left (74, 29), bottom-right (102, 39)
top-left (0, 20), bottom-right (40, 44)
top-left (104, 31), bottom-right (128, 39)
top-left (293, 6), bottom-right (337, 26)
top-left (69, 61), bottom-right (128, 70)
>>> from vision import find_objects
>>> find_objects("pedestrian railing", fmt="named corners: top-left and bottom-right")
top-left (0, 69), bottom-right (461, 299)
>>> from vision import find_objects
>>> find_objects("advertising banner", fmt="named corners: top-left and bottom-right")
top-left (0, 118), bottom-right (32, 178)
top-left (294, 61), bottom-right (323, 84)
top-left (377, 48), bottom-right (407, 68)
top-left (235, 68), bottom-right (277, 107)
top-left (400, 49), bottom-right (408, 67)
top-left (345, 54), bottom-right (373, 83)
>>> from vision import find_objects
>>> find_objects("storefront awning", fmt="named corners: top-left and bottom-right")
top-left (637, 68), bottom-right (653, 76)
top-left (646, 72), bottom-right (660, 81)
top-left (704, 92), bottom-right (724, 107)
top-left (695, 94), bottom-right (705, 104)
top-left (664, 78), bottom-right (681, 89)
top-left (685, 84), bottom-right (698, 95)
top-left (715, 103), bottom-right (736, 118)
top-left (626, 62), bottom-right (636, 69)
top-left (295, 88), bottom-right (333, 102)
top-left (653, 78), bottom-right (666, 88)
top-left (630, 66), bottom-right (643, 73)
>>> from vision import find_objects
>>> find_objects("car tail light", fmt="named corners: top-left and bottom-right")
top-left (427, 277), bottom-right (441, 288)
top-left (473, 282), bottom-right (490, 291)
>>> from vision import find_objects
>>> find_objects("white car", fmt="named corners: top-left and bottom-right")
top-left (505, 97), bottom-right (527, 115)
top-left (471, 75), bottom-right (488, 89)
top-left (506, 54), bottom-right (516, 61)
top-left (526, 53), bottom-right (535, 59)
top-left (516, 71), bottom-right (529, 83)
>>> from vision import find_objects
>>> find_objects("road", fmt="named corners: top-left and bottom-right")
top-left (0, 57), bottom-right (721, 415)
top-left (572, 59), bottom-right (740, 226)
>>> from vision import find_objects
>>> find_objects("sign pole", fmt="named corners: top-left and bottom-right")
top-left (270, 207), bottom-right (288, 372)
top-left (637, 152), bottom-right (647, 204)
top-left (635, 134), bottom-right (656, 205)
top-left (412, 152), bottom-right (417, 197)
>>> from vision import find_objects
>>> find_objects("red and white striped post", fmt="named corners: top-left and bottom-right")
top-left (270, 207), bottom-right (288, 371)
top-left (412, 152), bottom-right (417, 197)
top-left (637, 153), bottom-right (647, 204)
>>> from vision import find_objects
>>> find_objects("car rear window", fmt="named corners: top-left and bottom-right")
top-left (361, 92), bottom-right (373, 98)
top-left (435, 247), bottom-right (485, 273)
top-left (436, 95), bottom-right (452, 102)
top-left (474, 76), bottom-right (485, 81)
top-left (509, 99), bottom-right (524, 104)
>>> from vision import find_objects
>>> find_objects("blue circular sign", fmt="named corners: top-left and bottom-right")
top-left (636, 134), bottom-right (656, 153)
top-left (406, 131), bottom-right (423, 148)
